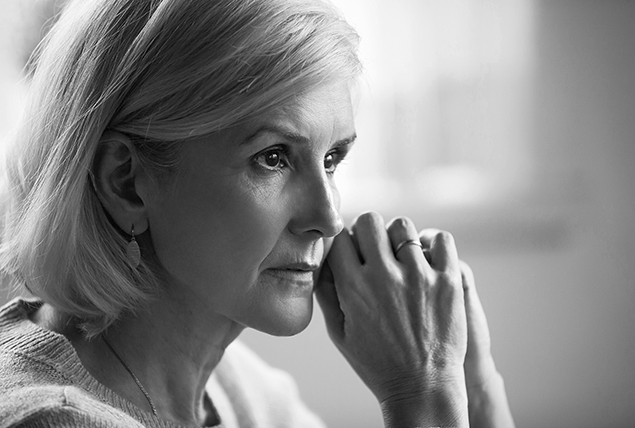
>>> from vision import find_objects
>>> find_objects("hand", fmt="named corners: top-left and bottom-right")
top-left (316, 213), bottom-right (469, 427)
top-left (458, 260), bottom-right (497, 391)
top-left (418, 230), bottom-right (498, 389)
top-left (456, 259), bottom-right (516, 428)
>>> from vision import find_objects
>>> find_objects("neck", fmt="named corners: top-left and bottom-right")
top-left (34, 286), bottom-right (245, 425)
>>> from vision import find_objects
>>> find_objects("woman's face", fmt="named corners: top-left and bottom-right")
top-left (143, 82), bottom-right (356, 336)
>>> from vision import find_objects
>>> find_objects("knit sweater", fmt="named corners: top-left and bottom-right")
top-left (0, 298), bottom-right (326, 428)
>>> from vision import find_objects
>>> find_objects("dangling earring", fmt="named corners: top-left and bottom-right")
top-left (126, 225), bottom-right (141, 268)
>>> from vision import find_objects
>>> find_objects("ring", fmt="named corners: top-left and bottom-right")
top-left (394, 239), bottom-right (423, 255)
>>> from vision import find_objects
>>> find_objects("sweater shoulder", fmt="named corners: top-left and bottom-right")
top-left (0, 385), bottom-right (142, 428)
top-left (0, 298), bottom-right (79, 391)
top-left (0, 299), bottom-right (143, 427)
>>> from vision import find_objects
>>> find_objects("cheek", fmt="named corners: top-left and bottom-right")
top-left (148, 178), bottom-right (291, 287)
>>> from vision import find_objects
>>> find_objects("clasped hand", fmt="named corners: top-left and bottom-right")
top-left (316, 212), bottom-right (497, 427)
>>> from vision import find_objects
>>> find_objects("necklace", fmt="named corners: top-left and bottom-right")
top-left (102, 335), bottom-right (158, 416)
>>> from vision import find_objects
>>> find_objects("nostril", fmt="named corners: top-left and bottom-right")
top-left (288, 171), bottom-right (344, 237)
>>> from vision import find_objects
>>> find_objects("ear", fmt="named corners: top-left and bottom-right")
top-left (91, 131), bottom-right (150, 235)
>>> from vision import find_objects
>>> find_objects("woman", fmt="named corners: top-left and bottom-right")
top-left (0, 0), bottom-right (514, 426)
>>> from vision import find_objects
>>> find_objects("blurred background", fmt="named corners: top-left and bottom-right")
top-left (1, 0), bottom-right (634, 427)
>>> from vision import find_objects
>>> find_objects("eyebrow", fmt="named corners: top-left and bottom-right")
top-left (242, 125), bottom-right (357, 148)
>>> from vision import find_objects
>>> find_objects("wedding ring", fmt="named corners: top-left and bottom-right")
top-left (394, 239), bottom-right (423, 255)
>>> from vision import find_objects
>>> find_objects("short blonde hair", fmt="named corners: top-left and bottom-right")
top-left (0, 0), bottom-right (360, 337)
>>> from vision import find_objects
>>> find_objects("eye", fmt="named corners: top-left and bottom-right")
top-left (253, 147), bottom-right (289, 171)
top-left (324, 148), bottom-right (347, 174)
top-left (324, 153), bottom-right (336, 173)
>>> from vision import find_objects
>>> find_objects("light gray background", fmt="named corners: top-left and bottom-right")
top-left (241, 2), bottom-right (635, 427)
top-left (1, 1), bottom-right (634, 427)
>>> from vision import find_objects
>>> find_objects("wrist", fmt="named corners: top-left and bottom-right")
top-left (467, 372), bottom-right (516, 428)
top-left (465, 353), bottom-right (497, 390)
top-left (380, 374), bottom-right (469, 428)
top-left (467, 369), bottom-right (502, 403)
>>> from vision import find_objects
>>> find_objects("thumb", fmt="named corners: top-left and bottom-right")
top-left (315, 260), bottom-right (344, 342)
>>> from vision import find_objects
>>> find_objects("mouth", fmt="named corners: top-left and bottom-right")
top-left (263, 262), bottom-right (320, 284)
top-left (274, 262), bottom-right (320, 272)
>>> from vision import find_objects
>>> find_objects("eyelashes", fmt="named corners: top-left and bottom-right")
top-left (323, 146), bottom-right (349, 173)
top-left (252, 146), bottom-right (290, 171)
top-left (251, 144), bottom-right (351, 174)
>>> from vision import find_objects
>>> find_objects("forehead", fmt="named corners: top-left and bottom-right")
top-left (246, 81), bottom-right (355, 140)
top-left (173, 82), bottom-right (356, 173)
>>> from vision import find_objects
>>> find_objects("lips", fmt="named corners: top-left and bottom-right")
top-left (263, 262), bottom-right (319, 283)
top-left (273, 262), bottom-right (320, 272)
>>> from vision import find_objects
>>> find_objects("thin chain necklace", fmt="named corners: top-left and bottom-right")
top-left (102, 335), bottom-right (158, 416)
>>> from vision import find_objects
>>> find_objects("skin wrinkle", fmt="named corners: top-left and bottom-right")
top-left (140, 81), bottom-right (354, 336)
top-left (3, 0), bottom-right (378, 423)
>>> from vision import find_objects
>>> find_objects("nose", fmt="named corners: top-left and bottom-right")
top-left (288, 169), bottom-right (344, 238)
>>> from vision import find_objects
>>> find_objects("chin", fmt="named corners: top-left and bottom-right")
top-left (254, 297), bottom-right (314, 337)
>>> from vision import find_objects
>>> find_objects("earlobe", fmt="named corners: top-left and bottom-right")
top-left (92, 131), bottom-right (149, 234)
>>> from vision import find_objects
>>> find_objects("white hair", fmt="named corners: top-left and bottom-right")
top-left (0, 0), bottom-right (361, 337)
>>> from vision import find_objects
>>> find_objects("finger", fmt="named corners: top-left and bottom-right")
top-left (460, 259), bottom-right (476, 292)
top-left (327, 228), bottom-right (362, 279)
top-left (418, 228), bottom-right (460, 273)
top-left (315, 260), bottom-right (345, 342)
top-left (328, 228), bottom-right (379, 308)
top-left (386, 216), bottom-right (427, 269)
top-left (460, 260), bottom-right (490, 342)
top-left (350, 212), bottom-right (392, 265)
top-left (460, 260), bottom-right (496, 387)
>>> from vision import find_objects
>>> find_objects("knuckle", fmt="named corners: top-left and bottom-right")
top-left (434, 230), bottom-right (455, 246)
top-left (387, 216), bottom-right (414, 233)
top-left (418, 227), bottom-right (440, 239)
top-left (354, 211), bottom-right (384, 231)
